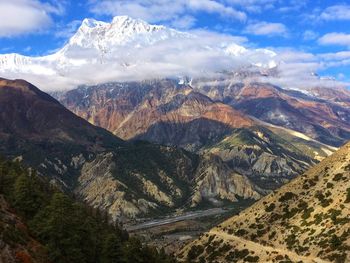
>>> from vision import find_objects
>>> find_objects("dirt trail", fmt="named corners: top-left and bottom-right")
top-left (209, 230), bottom-right (330, 263)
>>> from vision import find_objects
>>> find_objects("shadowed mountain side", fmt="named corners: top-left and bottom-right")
top-left (0, 78), bottom-right (125, 187)
top-left (132, 118), bottom-right (233, 152)
top-left (0, 78), bottom-right (123, 147)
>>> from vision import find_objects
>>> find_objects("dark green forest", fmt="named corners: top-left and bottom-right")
top-left (0, 157), bottom-right (176, 263)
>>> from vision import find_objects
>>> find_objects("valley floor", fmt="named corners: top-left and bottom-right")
top-left (126, 203), bottom-right (252, 254)
top-left (126, 208), bottom-right (228, 231)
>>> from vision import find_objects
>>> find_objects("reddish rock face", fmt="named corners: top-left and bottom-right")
top-left (195, 82), bottom-right (350, 147)
top-left (238, 84), bottom-right (350, 146)
top-left (57, 79), bottom-right (255, 151)
top-left (309, 86), bottom-right (350, 107)
top-left (57, 80), bottom-right (350, 148)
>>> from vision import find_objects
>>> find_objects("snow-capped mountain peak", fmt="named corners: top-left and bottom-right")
top-left (80, 18), bottom-right (107, 29)
top-left (110, 15), bottom-right (165, 32)
top-left (0, 15), bottom-right (280, 90)
top-left (66, 15), bottom-right (182, 51)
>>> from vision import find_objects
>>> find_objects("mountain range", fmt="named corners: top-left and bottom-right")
top-left (53, 78), bottom-right (348, 189)
top-left (0, 78), bottom-right (261, 221)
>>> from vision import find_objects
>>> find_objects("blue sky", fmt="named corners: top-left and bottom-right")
top-left (0, 0), bottom-right (349, 83)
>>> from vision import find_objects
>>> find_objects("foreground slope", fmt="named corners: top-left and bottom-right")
top-left (0, 78), bottom-right (260, 220)
top-left (180, 142), bottom-right (350, 262)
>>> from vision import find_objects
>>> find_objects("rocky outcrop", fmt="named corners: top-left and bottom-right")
top-left (76, 152), bottom-right (151, 220)
top-left (75, 150), bottom-right (260, 220)
top-left (191, 155), bottom-right (260, 206)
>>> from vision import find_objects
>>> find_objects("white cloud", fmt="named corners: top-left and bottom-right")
top-left (276, 49), bottom-right (316, 62)
top-left (318, 33), bottom-right (350, 47)
top-left (227, 0), bottom-right (308, 14)
top-left (3, 38), bottom-right (349, 92)
top-left (257, 65), bottom-right (347, 90)
top-left (225, 48), bottom-right (350, 90)
top-left (23, 46), bottom-right (32, 52)
top-left (0, 0), bottom-right (64, 37)
top-left (303, 30), bottom-right (318, 41)
top-left (319, 53), bottom-right (350, 68)
top-left (304, 4), bottom-right (350, 24)
top-left (55, 20), bottom-right (82, 39)
top-left (245, 22), bottom-right (288, 37)
top-left (320, 5), bottom-right (350, 20)
top-left (171, 15), bottom-right (197, 29)
top-left (89, 0), bottom-right (247, 27)
top-left (337, 73), bottom-right (345, 80)
top-left (226, 0), bottom-right (276, 13)
top-left (320, 51), bottom-right (350, 61)
top-left (188, 0), bottom-right (246, 20)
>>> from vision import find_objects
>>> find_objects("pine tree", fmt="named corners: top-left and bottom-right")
top-left (13, 173), bottom-right (44, 219)
top-left (30, 193), bottom-right (86, 263)
top-left (101, 234), bottom-right (124, 263)
top-left (0, 159), bottom-right (177, 263)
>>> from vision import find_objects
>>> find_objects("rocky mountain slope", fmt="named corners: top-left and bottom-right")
top-left (55, 79), bottom-right (337, 189)
top-left (205, 125), bottom-right (331, 189)
top-left (179, 141), bottom-right (350, 262)
top-left (0, 77), bottom-right (260, 220)
top-left (196, 81), bottom-right (350, 147)
top-left (55, 79), bottom-right (254, 151)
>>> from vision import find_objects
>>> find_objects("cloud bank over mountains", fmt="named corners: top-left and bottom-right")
top-left (0, 16), bottom-right (347, 91)
top-left (0, 1), bottom-right (349, 90)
